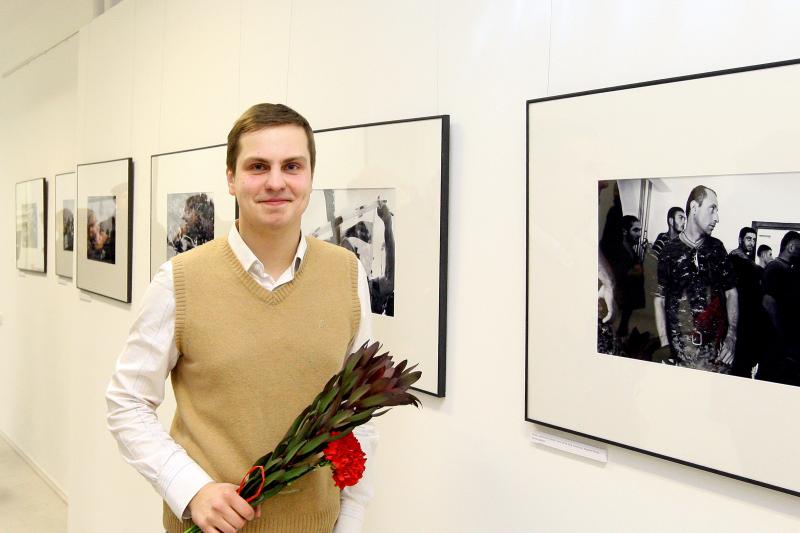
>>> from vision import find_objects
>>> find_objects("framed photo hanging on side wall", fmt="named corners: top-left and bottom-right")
top-left (304, 115), bottom-right (450, 397)
top-left (150, 144), bottom-right (237, 279)
top-left (55, 171), bottom-right (77, 278)
top-left (526, 59), bottom-right (800, 497)
top-left (76, 157), bottom-right (133, 303)
top-left (15, 177), bottom-right (47, 273)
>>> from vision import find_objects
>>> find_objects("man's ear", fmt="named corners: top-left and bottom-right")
top-left (227, 168), bottom-right (236, 196)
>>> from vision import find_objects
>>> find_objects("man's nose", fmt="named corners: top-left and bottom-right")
top-left (264, 170), bottom-right (286, 189)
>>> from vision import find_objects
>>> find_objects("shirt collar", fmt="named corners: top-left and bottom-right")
top-left (227, 223), bottom-right (306, 275)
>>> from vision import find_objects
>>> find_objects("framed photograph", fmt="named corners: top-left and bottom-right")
top-left (303, 115), bottom-right (449, 397)
top-left (526, 59), bottom-right (800, 496)
top-left (55, 172), bottom-right (77, 278)
top-left (150, 144), bottom-right (237, 278)
top-left (15, 177), bottom-right (47, 273)
top-left (76, 157), bottom-right (133, 302)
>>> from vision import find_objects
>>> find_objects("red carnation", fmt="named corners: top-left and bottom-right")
top-left (323, 432), bottom-right (366, 489)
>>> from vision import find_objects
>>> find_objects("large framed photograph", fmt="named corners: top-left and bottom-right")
top-left (150, 144), bottom-right (237, 278)
top-left (55, 171), bottom-right (77, 278)
top-left (76, 158), bottom-right (133, 302)
top-left (526, 59), bottom-right (800, 496)
top-left (15, 177), bottom-right (47, 273)
top-left (303, 116), bottom-right (449, 397)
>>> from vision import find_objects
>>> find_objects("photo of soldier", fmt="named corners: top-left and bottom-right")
top-left (728, 226), bottom-right (768, 378)
top-left (650, 206), bottom-right (685, 260)
top-left (654, 185), bottom-right (738, 374)
top-left (757, 244), bottom-right (773, 268)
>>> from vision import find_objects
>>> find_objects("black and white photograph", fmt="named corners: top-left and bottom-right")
top-left (304, 188), bottom-right (396, 316)
top-left (19, 203), bottom-right (39, 249)
top-left (76, 157), bottom-right (132, 302)
top-left (166, 192), bottom-right (215, 258)
top-left (63, 200), bottom-right (75, 251)
top-left (87, 195), bottom-right (116, 264)
top-left (15, 177), bottom-right (47, 273)
top-left (55, 171), bottom-right (77, 278)
top-left (597, 173), bottom-right (800, 388)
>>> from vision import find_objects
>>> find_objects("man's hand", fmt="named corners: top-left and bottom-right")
top-left (188, 482), bottom-right (260, 533)
top-left (598, 284), bottom-right (616, 323)
top-left (376, 200), bottom-right (391, 222)
top-left (717, 332), bottom-right (736, 365)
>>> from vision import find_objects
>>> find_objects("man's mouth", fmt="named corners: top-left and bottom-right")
top-left (259, 198), bottom-right (290, 205)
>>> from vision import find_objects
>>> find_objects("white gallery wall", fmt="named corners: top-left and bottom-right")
top-left (3, 1), bottom-right (800, 531)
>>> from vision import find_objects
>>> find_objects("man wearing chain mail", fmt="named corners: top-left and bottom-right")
top-left (654, 185), bottom-right (739, 373)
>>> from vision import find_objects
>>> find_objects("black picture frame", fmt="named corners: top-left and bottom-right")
top-left (15, 177), bottom-right (48, 273)
top-left (310, 115), bottom-right (450, 397)
top-left (526, 58), bottom-right (800, 497)
top-left (76, 157), bottom-right (134, 303)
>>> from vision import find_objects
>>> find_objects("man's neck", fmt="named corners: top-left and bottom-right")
top-left (668, 227), bottom-right (679, 239)
top-left (683, 221), bottom-right (705, 244)
top-left (238, 220), bottom-right (302, 279)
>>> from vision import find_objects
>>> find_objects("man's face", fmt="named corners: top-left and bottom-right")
top-left (789, 239), bottom-right (800, 262)
top-left (670, 211), bottom-right (686, 233)
top-left (625, 221), bottom-right (642, 245)
top-left (227, 125), bottom-right (312, 234)
top-left (760, 249), bottom-right (773, 265)
top-left (741, 232), bottom-right (756, 253)
top-left (692, 190), bottom-right (719, 236)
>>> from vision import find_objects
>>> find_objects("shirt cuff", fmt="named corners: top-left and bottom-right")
top-left (160, 457), bottom-right (214, 520)
top-left (333, 501), bottom-right (366, 533)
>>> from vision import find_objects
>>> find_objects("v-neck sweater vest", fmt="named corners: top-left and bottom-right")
top-left (163, 237), bottom-right (360, 533)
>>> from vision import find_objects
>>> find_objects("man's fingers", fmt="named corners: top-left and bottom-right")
top-left (255, 505), bottom-right (262, 518)
top-left (228, 492), bottom-right (255, 522)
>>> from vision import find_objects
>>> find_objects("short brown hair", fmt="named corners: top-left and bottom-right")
top-left (226, 103), bottom-right (315, 173)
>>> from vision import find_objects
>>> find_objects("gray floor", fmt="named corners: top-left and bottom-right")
top-left (0, 436), bottom-right (67, 532)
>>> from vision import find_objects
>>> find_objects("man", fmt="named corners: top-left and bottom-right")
top-left (728, 227), bottom-right (766, 378)
top-left (650, 206), bottom-right (686, 260)
top-left (107, 104), bottom-right (376, 533)
top-left (654, 185), bottom-right (738, 373)
top-left (757, 244), bottom-right (773, 268)
top-left (602, 215), bottom-right (645, 337)
top-left (756, 231), bottom-right (800, 386)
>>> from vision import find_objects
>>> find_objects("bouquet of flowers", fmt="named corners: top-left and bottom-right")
top-left (184, 342), bottom-right (421, 533)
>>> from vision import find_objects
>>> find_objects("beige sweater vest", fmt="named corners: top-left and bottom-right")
top-left (163, 237), bottom-right (360, 533)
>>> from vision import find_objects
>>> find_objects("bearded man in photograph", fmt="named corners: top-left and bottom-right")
top-left (728, 226), bottom-right (766, 378)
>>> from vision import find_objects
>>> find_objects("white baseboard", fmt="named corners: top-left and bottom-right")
top-left (0, 428), bottom-right (68, 503)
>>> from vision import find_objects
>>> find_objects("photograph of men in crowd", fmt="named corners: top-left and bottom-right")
top-left (304, 189), bottom-right (396, 316)
top-left (87, 196), bottom-right (116, 264)
top-left (597, 172), bottom-right (800, 387)
top-left (167, 192), bottom-right (215, 258)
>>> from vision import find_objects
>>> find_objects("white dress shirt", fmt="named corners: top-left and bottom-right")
top-left (106, 226), bottom-right (377, 532)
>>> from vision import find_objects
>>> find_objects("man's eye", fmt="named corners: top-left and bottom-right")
top-left (286, 163), bottom-right (300, 171)
top-left (252, 163), bottom-right (266, 171)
